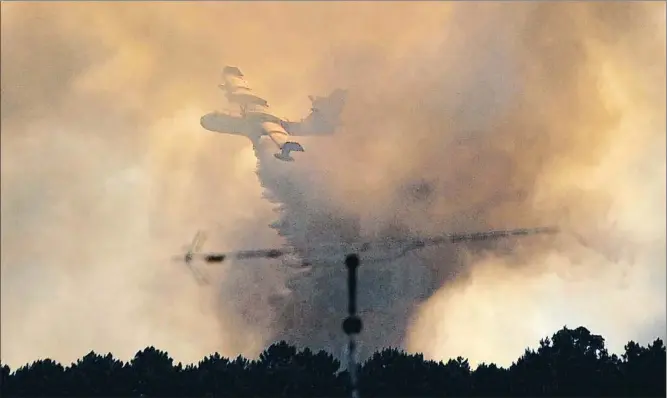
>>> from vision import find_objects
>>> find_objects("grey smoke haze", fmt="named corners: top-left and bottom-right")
top-left (1, 2), bottom-right (665, 368)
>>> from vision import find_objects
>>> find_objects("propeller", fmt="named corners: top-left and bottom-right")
top-left (173, 230), bottom-right (210, 285)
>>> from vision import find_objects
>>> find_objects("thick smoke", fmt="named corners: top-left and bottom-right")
top-left (1, 2), bottom-right (664, 368)
top-left (252, 3), bottom-right (667, 363)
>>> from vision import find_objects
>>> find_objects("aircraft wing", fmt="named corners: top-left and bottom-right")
top-left (220, 66), bottom-right (269, 108)
top-left (221, 66), bottom-right (250, 90)
top-left (261, 121), bottom-right (304, 162)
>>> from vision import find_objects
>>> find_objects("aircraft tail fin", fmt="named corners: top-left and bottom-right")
top-left (286, 89), bottom-right (348, 136)
top-left (310, 88), bottom-right (347, 122)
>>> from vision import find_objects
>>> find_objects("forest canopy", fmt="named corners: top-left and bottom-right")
top-left (1, 326), bottom-right (665, 397)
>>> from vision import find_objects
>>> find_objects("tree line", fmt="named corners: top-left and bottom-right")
top-left (1, 326), bottom-right (664, 397)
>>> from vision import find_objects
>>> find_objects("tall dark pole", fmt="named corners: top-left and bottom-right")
top-left (342, 253), bottom-right (362, 398)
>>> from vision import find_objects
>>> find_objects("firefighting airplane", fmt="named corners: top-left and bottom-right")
top-left (200, 66), bottom-right (348, 161)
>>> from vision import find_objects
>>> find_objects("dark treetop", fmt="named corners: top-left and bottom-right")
top-left (1, 326), bottom-right (664, 397)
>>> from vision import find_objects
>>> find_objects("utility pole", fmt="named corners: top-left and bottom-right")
top-left (343, 253), bottom-right (362, 398)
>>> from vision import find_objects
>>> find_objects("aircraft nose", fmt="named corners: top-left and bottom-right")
top-left (200, 114), bottom-right (212, 129)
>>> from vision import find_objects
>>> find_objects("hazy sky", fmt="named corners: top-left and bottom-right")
top-left (1, 2), bottom-right (665, 369)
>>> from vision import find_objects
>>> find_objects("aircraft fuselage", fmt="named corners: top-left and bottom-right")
top-left (200, 112), bottom-right (261, 140)
top-left (200, 111), bottom-right (288, 141)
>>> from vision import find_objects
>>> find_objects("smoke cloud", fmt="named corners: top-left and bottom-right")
top-left (1, 2), bottom-right (664, 368)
